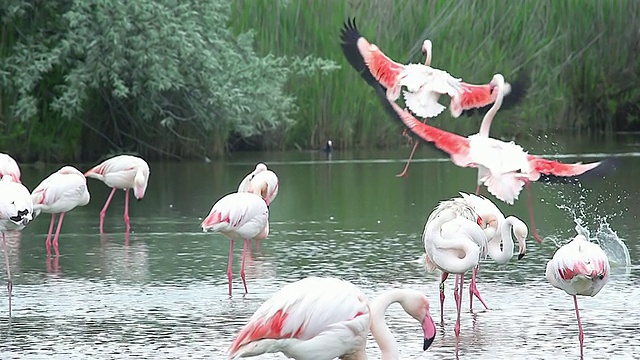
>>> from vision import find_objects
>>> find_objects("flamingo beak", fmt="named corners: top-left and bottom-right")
top-left (518, 252), bottom-right (526, 260)
top-left (422, 313), bottom-right (436, 350)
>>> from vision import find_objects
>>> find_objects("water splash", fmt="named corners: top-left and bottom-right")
top-left (573, 218), bottom-right (631, 276)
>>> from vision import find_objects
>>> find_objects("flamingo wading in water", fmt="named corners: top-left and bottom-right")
top-left (228, 276), bottom-right (436, 359)
top-left (546, 233), bottom-right (609, 358)
top-left (0, 175), bottom-right (33, 316)
top-left (84, 155), bottom-right (149, 234)
top-left (422, 197), bottom-right (487, 351)
top-left (201, 192), bottom-right (269, 297)
top-left (31, 166), bottom-right (91, 256)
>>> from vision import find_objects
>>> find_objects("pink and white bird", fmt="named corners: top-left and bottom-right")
top-left (31, 166), bottom-right (90, 256)
top-left (0, 175), bottom-right (33, 316)
top-left (422, 197), bottom-right (487, 352)
top-left (84, 155), bottom-right (150, 233)
top-left (201, 192), bottom-right (269, 297)
top-left (228, 276), bottom-right (436, 359)
top-left (546, 234), bottom-right (609, 358)
top-left (0, 153), bottom-right (21, 183)
top-left (237, 163), bottom-right (279, 206)
top-left (458, 192), bottom-right (528, 311)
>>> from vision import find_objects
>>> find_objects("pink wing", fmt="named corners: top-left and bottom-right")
top-left (450, 83), bottom-right (494, 118)
top-left (228, 277), bottom-right (369, 356)
top-left (526, 155), bottom-right (603, 181)
top-left (355, 36), bottom-right (405, 99)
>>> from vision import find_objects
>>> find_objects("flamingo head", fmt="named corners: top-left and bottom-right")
top-left (254, 163), bottom-right (268, 173)
top-left (421, 40), bottom-right (432, 55)
top-left (399, 290), bottom-right (437, 351)
top-left (512, 219), bottom-right (529, 259)
top-left (478, 213), bottom-right (498, 240)
top-left (133, 168), bottom-right (149, 200)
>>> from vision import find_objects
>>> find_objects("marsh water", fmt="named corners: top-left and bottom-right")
top-left (1, 135), bottom-right (640, 359)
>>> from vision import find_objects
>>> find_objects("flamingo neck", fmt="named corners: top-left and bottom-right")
top-left (478, 77), bottom-right (506, 138)
top-left (370, 290), bottom-right (405, 360)
top-left (488, 217), bottom-right (515, 264)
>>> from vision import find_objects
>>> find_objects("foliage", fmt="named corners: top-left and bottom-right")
top-left (0, 0), bottom-right (338, 161)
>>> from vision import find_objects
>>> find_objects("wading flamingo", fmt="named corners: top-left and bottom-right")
top-left (31, 166), bottom-right (91, 256)
top-left (228, 276), bottom-right (436, 359)
top-left (0, 153), bottom-right (21, 183)
top-left (339, 19), bottom-right (528, 177)
top-left (0, 175), bottom-right (33, 316)
top-left (459, 192), bottom-right (528, 311)
top-left (84, 155), bottom-right (149, 233)
top-left (546, 234), bottom-right (609, 358)
top-left (422, 198), bottom-right (487, 350)
top-left (201, 192), bottom-right (269, 297)
top-left (238, 163), bottom-right (279, 206)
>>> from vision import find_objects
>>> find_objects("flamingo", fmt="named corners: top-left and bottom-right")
top-left (237, 163), bottom-right (279, 206)
top-left (546, 234), bottom-right (609, 358)
top-left (84, 155), bottom-right (150, 233)
top-left (459, 192), bottom-right (528, 311)
top-left (339, 19), bottom-right (528, 177)
top-left (31, 166), bottom-right (91, 256)
top-left (422, 198), bottom-right (487, 348)
top-left (228, 276), bottom-right (436, 359)
top-left (0, 175), bottom-right (33, 316)
top-left (201, 192), bottom-right (269, 297)
top-left (0, 153), bottom-right (21, 183)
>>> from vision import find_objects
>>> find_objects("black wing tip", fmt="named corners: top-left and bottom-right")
top-left (460, 70), bottom-right (531, 117)
top-left (539, 156), bottom-right (620, 184)
top-left (339, 17), bottom-right (359, 44)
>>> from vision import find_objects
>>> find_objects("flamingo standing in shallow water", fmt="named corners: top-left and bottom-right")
top-left (201, 192), bottom-right (269, 297)
top-left (228, 276), bottom-right (436, 359)
top-left (0, 175), bottom-right (33, 316)
top-left (546, 233), bottom-right (609, 358)
top-left (459, 192), bottom-right (528, 311)
top-left (84, 155), bottom-right (149, 234)
top-left (339, 19), bottom-right (527, 177)
top-left (237, 163), bottom-right (279, 206)
top-left (422, 198), bottom-right (487, 351)
top-left (0, 153), bottom-right (21, 183)
top-left (31, 166), bottom-right (91, 256)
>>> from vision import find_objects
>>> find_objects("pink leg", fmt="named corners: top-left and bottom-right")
top-left (454, 274), bottom-right (464, 337)
top-left (45, 214), bottom-right (55, 255)
top-left (396, 141), bottom-right (420, 178)
top-left (100, 188), bottom-right (118, 234)
top-left (439, 272), bottom-right (449, 324)
top-left (240, 239), bottom-right (250, 294)
top-left (573, 295), bottom-right (584, 358)
top-left (475, 184), bottom-right (482, 195)
top-left (525, 181), bottom-right (543, 243)
top-left (124, 188), bottom-right (131, 233)
top-left (254, 239), bottom-right (261, 252)
top-left (52, 212), bottom-right (65, 257)
top-left (1, 232), bottom-right (12, 316)
top-left (469, 266), bottom-right (489, 311)
top-left (227, 240), bottom-right (234, 297)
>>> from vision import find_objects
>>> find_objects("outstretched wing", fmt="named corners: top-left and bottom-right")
top-left (459, 71), bottom-right (530, 117)
top-left (527, 155), bottom-right (616, 183)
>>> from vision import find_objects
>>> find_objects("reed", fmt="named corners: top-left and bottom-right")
top-left (231, 0), bottom-right (640, 149)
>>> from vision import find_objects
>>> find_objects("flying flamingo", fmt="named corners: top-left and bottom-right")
top-left (201, 192), bottom-right (269, 297)
top-left (422, 197), bottom-right (487, 350)
top-left (228, 276), bottom-right (436, 359)
top-left (84, 155), bottom-right (150, 234)
top-left (237, 163), bottom-right (279, 206)
top-left (0, 153), bottom-right (21, 183)
top-left (0, 175), bottom-right (33, 316)
top-left (339, 18), bottom-right (527, 177)
top-left (459, 192), bottom-right (528, 311)
top-left (546, 234), bottom-right (609, 358)
top-left (31, 166), bottom-right (91, 256)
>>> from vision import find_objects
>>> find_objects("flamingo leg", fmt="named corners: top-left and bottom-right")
top-left (454, 274), bottom-right (464, 337)
top-left (396, 141), bottom-right (420, 178)
top-left (525, 181), bottom-right (543, 243)
top-left (573, 295), bottom-right (584, 358)
top-left (45, 213), bottom-right (56, 254)
top-left (99, 188), bottom-right (118, 234)
top-left (240, 239), bottom-right (249, 294)
top-left (52, 212), bottom-right (65, 257)
top-left (475, 184), bottom-right (482, 195)
top-left (439, 272), bottom-right (449, 324)
top-left (227, 240), bottom-right (234, 297)
top-left (124, 188), bottom-right (131, 233)
top-left (1, 232), bottom-right (12, 316)
top-left (469, 265), bottom-right (489, 311)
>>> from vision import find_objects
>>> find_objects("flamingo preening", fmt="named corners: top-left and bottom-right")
top-left (0, 175), bottom-right (33, 316)
top-left (228, 276), bottom-right (436, 359)
top-left (84, 155), bottom-right (150, 234)
top-left (201, 192), bottom-right (269, 297)
top-left (0, 153), bottom-right (21, 183)
top-left (339, 18), bottom-right (528, 177)
top-left (237, 163), bottom-right (279, 206)
top-left (546, 234), bottom-right (609, 358)
top-left (31, 166), bottom-right (91, 256)
top-left (422, 198), bottom-right (487, 354)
